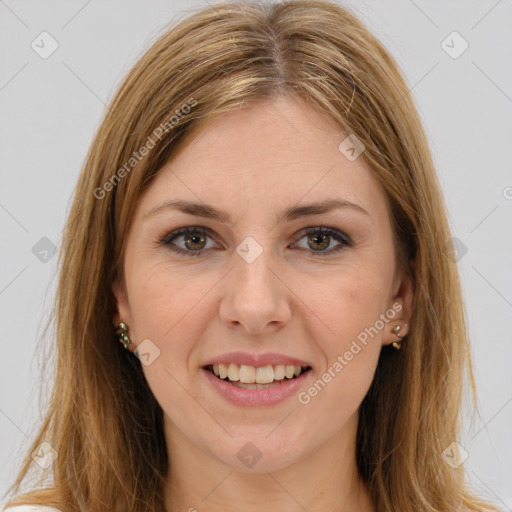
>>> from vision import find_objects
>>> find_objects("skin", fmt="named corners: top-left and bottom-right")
top-left (113, 95), bottom-right (413, 512)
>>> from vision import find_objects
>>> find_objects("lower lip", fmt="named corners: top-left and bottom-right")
top-left (202, 368), bottom-right (312, 407)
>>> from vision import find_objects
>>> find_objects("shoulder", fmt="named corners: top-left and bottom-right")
top-left (2, 506), bottom-right (62, 512)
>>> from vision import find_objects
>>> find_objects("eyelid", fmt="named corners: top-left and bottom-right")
top-left (159, 225), bottom-right (219, 246)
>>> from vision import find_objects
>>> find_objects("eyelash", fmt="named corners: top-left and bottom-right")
top-left (158, 225), bottom-right (352, 257)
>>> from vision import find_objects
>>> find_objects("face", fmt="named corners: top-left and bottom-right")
top-left (113, 96), bottom-right (413, 473)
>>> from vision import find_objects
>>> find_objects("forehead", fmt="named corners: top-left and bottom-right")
top-left (136, 97), bottom-right (388, 223)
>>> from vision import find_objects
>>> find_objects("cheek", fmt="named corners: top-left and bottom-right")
top-left (127, 261), bottom-right (220, 369)
top-left (129, 262), bottom-right (205, 327)
top-left (292, 261), bottom-right (391, 412)
top-left (300, 262), bottom-right (392, 347)
top-left (296, 271), bottom-right (386, 422)
top-left (126, 264), bottom-right (211, 412)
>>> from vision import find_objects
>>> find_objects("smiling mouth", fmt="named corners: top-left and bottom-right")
top-left (203, 363), bottom-right (312, 389)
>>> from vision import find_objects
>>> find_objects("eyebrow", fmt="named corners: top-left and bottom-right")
top-left (143, 198), bottom-right (369, 224)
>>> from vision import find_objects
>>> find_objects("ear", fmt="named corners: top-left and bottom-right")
top-left (112, 277), bottom-right (132, 331)
top-left (382, 261), bottom-right (415, 347)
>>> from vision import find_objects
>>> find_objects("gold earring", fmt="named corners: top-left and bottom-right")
top-left (392, 324), bottom-right (404, 350)
top-left (116, 322), bottom-right (131, 350)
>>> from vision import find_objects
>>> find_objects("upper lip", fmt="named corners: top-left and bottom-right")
top-left (202, 352), bottom-right (312, 368)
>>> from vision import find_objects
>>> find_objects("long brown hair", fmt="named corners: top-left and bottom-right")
top-left (3, 1), bottom-right (502, 511)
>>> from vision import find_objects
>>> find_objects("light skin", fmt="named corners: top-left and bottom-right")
top-left (113, 96), bottom-right (413, 512)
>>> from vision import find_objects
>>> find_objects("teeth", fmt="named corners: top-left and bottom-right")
top-left (239, 365), bottom-right (256, 384)
top-left (227, 363), bottom-right (239, 382)
top-left (285, 365), bottom-right (295, 379)
top-left (255, 365), bottom-right (274, 384)
top-left (208, 363), bottom-right (309, 383)
top-left (274, 364), bottom-right (285, 380)
top-left (219, 363), bottom-right (228, 379)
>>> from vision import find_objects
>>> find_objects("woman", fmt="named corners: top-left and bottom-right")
top-left (2, 0), bottom-right (503, 511)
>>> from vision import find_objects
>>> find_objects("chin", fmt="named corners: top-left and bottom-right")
top-left (207, 429), bottom-right (309, 473)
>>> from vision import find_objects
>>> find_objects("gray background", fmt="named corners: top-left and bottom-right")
top-left (1, 0), bottom-right (511, 509)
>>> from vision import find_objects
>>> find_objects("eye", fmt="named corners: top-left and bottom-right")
top-left (159, 226), bottom-right (217, 256)
top-left (158, 225), bottom-right (352, 257)
top-left (292, 226), bottom-right (352, 255)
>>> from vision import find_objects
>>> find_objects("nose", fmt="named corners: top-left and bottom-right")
top-left (219, 248), bottom-right (292, 335)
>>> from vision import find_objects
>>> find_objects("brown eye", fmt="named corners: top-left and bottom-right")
top-left (183, 231), bottom-right (207, 251)
top-left (160, 225), bottom-right (351, 258)
top-left (293, 227), bottom-right (351, 255)
top-left (160, 227), bottom-right (216, 256)
top-left (307, 232), bottom-right (330, 251)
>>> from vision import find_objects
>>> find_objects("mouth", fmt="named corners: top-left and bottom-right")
top-left (203, 363), bottom-right (312, 389)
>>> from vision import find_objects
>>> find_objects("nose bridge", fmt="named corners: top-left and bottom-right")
top-left (233, 236), bottom-right (279, 298)
top-left (219, 234), bottom-right (291, 332)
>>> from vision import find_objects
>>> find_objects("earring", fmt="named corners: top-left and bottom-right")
top-left (116, 322), bottom-right (131, 350)
top-left (392, 324), bottom-right (404, 350)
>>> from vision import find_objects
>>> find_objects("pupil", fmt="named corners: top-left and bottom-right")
top-left (310, 233), bottom-right (328, 250)
top-left (186, 232), bottom-right (206, 250)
